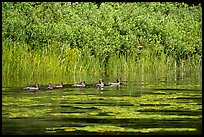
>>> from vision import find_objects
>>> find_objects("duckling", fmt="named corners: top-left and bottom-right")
top-left (53, 82), bottom-right (63, 88)
top-left (72, 81), bottom-right (86, 87)
top-left (24, 84), bottom-right (39, 90)
top-left (95, 79), bottom-right (104, 87)
top-left (45, 83), bottom-right (53, 90)
top-left (108, 79), bottom-right (120, 86)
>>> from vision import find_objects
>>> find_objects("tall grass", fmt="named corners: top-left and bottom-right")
top-left (2, 40), bottom-right (103, 87)
top-left (2, 42), bottom-right (201, 87)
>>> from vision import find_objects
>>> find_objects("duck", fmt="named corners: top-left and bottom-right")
top-left (108, 79), bottom-right (120, 86)
top-left (95, 79), bottom-right (104, 87)
top-left (24, 84), bottom-right (39, 90)
top-left (53, 82), bottom-right (64, 88)
top-left (72, 81), bottom-right (86, 87)
top-left (45, 83), bottom-right (53, 90)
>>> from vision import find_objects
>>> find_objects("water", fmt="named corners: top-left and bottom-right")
top-left (2, 69), bottom-right (202, 135)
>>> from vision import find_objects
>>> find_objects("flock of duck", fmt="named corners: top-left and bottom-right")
top-left (23, 79), bottom-right (121, 91)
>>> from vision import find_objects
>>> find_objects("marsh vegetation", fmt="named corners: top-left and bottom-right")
top-left (2, 2), bottom-right (202, 86)
top-left (2, 2), bottom-right (202, 135)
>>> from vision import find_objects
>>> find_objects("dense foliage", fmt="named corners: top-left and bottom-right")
top-left (2, 2), bottom-right (202, 84)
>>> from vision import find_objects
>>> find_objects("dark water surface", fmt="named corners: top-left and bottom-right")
top-left (2, 71), bottom-right (202, 135)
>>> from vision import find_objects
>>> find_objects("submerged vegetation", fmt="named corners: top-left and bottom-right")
top-left (2, 84), bottom-right (202, 134)
top-left (2, 2), bottom-right (202, 86)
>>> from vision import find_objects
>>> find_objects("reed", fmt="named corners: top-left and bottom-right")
top-left (2, 43), bottom-right (201, 87)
